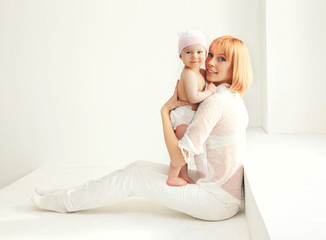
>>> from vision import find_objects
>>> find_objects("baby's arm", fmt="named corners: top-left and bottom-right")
top-left (183, 71), bottom-right (217, 104)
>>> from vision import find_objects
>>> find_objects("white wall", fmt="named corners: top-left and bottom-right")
top-left (0, 0), bottom-right (263, 188)
top-left (264, 0), bottom-right (326, 133)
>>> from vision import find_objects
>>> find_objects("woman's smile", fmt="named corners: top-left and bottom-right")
top-left (207, 69), bottom-right (217, 74)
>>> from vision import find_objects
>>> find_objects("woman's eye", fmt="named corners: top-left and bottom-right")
top-left (219, 57), bottom-right (226, 61)
top-left (208, 53), bottom-right (213, 57)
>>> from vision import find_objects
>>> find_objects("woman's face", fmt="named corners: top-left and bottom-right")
top-left (205, 48), bottom-right (233, 85)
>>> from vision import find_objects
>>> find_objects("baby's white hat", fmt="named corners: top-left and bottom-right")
top-left (178, 29), bottom-right (207, 55)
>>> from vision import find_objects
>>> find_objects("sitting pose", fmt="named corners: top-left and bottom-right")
top-left (32, 36), bottom-right (253, 221)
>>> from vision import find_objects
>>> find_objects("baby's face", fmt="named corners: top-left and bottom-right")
top-left (180, 44), bottom-right (206, 69)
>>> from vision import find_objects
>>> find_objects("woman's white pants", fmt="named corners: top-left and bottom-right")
top-left (62, 161), bottom-right (240, 221)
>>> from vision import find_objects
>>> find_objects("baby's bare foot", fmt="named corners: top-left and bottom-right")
top-left (180, 174), bottom-right (195, 184)
top-left (179, 166), bottom-right (195, 184)
top-left (167, 177), bottom-right (187, 186)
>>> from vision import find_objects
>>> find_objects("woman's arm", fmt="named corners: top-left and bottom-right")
top-left (177, 88), bottom-right (222, 161)
top-left (161, 81), bottom-right (189, 167)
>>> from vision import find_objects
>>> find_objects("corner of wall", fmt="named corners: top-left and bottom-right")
top-left (261, 0), bottom-right (268, 134)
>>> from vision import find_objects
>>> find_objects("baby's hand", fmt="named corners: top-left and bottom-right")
top-left (207, 83), bottom-right (217, 94)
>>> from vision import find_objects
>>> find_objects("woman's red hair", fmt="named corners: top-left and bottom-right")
top-left (209, 36), bottom-right (253, 95)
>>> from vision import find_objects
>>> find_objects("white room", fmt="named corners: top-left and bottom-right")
top-left (1, 0), bottom-right (325, 239)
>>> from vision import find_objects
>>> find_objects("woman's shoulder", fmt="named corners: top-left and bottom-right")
top-left (216, 83), bottom-right (231, 93)
top-left (200, 83), bottom-right (238, 108)
top-left (200, 90), bottom-right (222, 110)
top-left (216, 83), bottom-right (240, 99)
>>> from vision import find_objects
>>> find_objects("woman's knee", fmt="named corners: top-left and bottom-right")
top-left (125, 160), bottom-right (169, 176)
top-left (125, 160), bottom-right (149, 169)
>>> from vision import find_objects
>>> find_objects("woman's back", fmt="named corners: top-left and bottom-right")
top-left (179, 83), bottom-right (248, 201)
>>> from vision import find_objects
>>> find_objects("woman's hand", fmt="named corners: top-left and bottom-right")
top-left (161, 80), bottom-right (189, 114)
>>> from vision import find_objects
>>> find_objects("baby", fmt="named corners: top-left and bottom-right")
top-left (167, 29), bottom-right (217, 186)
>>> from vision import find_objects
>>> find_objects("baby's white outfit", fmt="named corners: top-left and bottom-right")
top-left (170, 105), bottom-right (196, 130)
top-left (33, 83), bottom-right (248, 221)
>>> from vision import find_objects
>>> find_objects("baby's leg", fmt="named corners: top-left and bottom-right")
top-left (175, 124), bottom-right (188, 139)
top-left (179, 164), bottom-right (195, 184)
top-left (175, 124), bottom-right (195, 183)
top-left (166, 124), bottom-right (189, 186)
top-left (167, 164), bottom-right (187, 186)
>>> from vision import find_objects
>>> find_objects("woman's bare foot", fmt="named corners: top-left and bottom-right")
top-left (167, 177), bottom-right (187, 186)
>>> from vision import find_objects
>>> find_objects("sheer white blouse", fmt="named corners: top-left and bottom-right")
top-left (178, 83), bottom-right (248, 202)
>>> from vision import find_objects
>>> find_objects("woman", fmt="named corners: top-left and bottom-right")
top-left (32, 36), bottom-right (253, 221)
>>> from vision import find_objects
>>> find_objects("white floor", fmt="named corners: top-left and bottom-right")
top-left (2, 128), bottom-right (325, 240)
top-left (0, 167), bottom-right (251, 240)
top-left (244, 128), bottom-right (326, 240)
